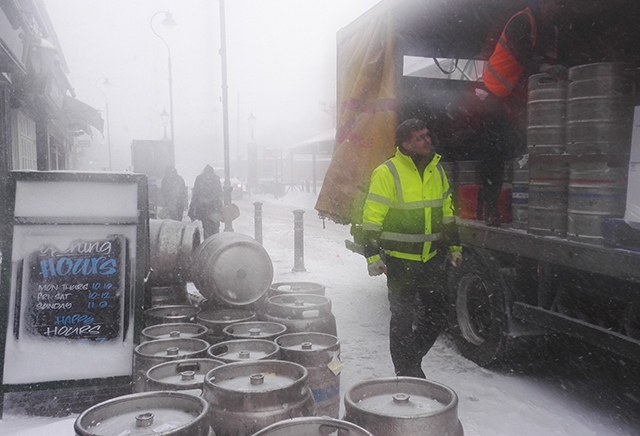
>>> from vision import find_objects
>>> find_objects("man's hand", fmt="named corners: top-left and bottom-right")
top-left (540, 64), bottom-right (568, 81)
top-left (367, 255), bottom-right (387, 276)
top-left (449, 252), bottom-right (463, 268)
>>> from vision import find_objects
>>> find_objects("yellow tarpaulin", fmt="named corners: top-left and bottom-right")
top-left (315, 8), bottom-right (398, 224)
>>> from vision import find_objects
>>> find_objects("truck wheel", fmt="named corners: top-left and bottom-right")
top-left (448, 253), bottom-right (510, 367)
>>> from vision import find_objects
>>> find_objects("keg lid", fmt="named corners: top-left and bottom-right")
top-left (197, 308), bottom-right (255, 324)
top-left (205, 360), bottom-right (307, 393)
top-left (223, 321), bottom-right (287, 339)
top-left (141, 323), bottom-right (208, 341)
top-left (135, 337), bottom-right (210, 358)
top-left (144, 305), bottom-right (201, 321)
top-left (276, 332), bottom-right (339, 352)
top-left (269, 281), bottom-right (325, 296)
top-left (74, 391), bottom-right (209, 435)
top-left (147, 358), bottom-right (224, 390)
top-left (345, 377), bottom-right (458, 419)
top-left (207, 339), bottom-right (279, 363)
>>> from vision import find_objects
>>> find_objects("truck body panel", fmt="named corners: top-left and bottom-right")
top-left (319, 0), bottom-right (640, 365)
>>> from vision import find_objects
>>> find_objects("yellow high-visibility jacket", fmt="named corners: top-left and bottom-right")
top-left (362, 149), bottom-right (461, 262)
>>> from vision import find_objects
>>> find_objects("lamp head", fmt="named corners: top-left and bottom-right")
top-left (162, 12), bottom-right (178, 28)
top-left (160, 108), bottom-right (170, 127)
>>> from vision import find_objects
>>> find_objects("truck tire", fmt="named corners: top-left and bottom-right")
top-left (447, 250), bottom-right (511, 367)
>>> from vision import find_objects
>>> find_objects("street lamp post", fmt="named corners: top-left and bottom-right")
top-left (219, 0), bottom-right (232, 232)
top-left (94, 77), bottom-right (112, 170)
top-left (248, 111), bottom-right (256, 140)
top-left (247, 112), bottom-right (258, 195)
top-left (160, 108), bottom-right (170, 140)
top-left (150, 11), bottom-right (177, 149)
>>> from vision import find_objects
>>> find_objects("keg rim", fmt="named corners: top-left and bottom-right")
top-left (74, 391), bottom-right (209, 436)
top-left (344, 376), bottom-right (459, 418)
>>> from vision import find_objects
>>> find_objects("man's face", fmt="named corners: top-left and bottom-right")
top-left (403, 128), bottom-right (432, 157)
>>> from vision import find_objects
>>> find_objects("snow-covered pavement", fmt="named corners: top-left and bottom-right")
top-left (1, 189), bottom-right (639, 435)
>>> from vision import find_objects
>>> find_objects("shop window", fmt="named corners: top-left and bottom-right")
top-left (11, 110), bottom-right (37, 170)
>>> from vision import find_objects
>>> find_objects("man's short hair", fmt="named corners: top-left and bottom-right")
top-left (396, 119), bottom-right (427, 148)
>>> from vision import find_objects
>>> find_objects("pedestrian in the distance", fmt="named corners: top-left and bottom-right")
top-left (188, 164), bottom-right (223, 239)
top-left (362, 118), bottom-right (463, 378)
top-left (160, 166), bottom-right (187, 221)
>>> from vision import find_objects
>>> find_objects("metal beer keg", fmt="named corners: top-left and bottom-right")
top-left (261, 293), bottom-right (337, 336)
top-left (133, 337), bottom-right (209, 393)
top-left (344, 377), bottom-right (464, 436)
top-left (74, 391), bottom-right (213, 436)
top-left (276, 332), bottom-right (342, 419)
top-left (202, 360), bottom-right (315, 436)
top-left (196, 308), bottom-right (256, 345)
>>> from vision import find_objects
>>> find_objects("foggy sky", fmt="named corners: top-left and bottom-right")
top-left (44, 0), bottom-right (382, 185)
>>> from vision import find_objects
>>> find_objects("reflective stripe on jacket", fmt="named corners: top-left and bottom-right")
top-left (483, 8), bottom-right (536, 97)
top-left (362, 149), bottom-right (457, 262)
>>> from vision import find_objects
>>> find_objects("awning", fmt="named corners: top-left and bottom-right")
top-left (287, 128), bottom-right (336, 154)
top-left (62, 95), bottom-right (104, 136)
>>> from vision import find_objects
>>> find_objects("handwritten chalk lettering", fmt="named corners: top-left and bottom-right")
top-left (62, 284), bottom-right (88, 291)
top-left (39, 241), bottom-right (113, 257)
top-left (37, 284), bottom-right (58, 292)
top-left (36, 301), bottom-right (73, 310)
top-left (55, 314), bottom-right (95, 325)
top-left (39, 257), bottom-right (117, 279)
top-left (44, 325), bottom-right (101, 337)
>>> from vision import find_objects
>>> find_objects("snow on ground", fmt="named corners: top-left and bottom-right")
top-left (1, 188), bottom-right (639, 435)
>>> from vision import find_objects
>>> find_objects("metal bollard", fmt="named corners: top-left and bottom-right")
top-left (292, 209), bottom-right (306, 272)
top-left (254, 202), bottom-right (263, 245)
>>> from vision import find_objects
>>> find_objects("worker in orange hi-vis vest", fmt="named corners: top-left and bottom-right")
top-left (478, 0), bottom-right (566, 227)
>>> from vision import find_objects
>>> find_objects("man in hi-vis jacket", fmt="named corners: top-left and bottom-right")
top-left (362, 118), bottom-right (462, 378)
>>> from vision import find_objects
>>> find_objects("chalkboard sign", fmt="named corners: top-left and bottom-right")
top-left (20, 235), bottom-right (128, 341)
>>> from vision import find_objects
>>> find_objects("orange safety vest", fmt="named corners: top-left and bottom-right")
top-left (484, 8), bottom-right (537, 97)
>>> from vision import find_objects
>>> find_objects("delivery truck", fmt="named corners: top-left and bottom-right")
top-left (316, 0), bottom-right (640, 366)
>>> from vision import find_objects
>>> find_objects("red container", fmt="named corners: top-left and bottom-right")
top-left (457, 184), bottom-right (512, 223)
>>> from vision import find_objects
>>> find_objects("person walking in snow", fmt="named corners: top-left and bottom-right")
top-left (188, 164), bottom-right (223, 239)
top-left (160, 166), bottom-right (187, 221)
top-left (362, 118), bottom-right (463, 378)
